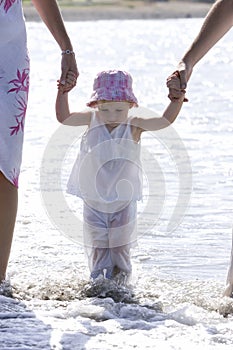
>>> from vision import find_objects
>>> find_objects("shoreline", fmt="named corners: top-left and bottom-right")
top-left (23, 1), bottom-right (212, 21)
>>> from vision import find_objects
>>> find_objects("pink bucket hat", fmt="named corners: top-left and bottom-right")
top-left (86, 70), bottom-right (138, 107)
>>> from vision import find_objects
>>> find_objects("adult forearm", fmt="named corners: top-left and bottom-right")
top-left (31, 0), bottom-right (73, 50)
top-left (182, 0), bottom-right (233, 69)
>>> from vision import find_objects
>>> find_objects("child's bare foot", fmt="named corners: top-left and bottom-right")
top-left (112, 266), bottom-right (130, 286)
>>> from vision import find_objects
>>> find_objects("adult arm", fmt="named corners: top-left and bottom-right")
top-left (167, 0), bottom-right (233, 101)
top-left (31, 0), bottom-right (78, 89)
top-left (178, 0), bottom-right (233, 89)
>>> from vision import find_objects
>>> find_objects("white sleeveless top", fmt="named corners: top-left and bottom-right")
top-left (67, 111), bottom-right (142, 208)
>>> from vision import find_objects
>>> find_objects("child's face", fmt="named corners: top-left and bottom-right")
top-left (97, 101), bottom-right (131, 127)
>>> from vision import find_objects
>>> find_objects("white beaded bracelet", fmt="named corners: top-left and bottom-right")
top-left (61, 50), bottom-right (75, 55)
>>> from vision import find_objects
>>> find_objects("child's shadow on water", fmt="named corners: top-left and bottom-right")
top-left (0, 295), bottom-right (52, 349)
top-left (0, 289), bottom-right (107, 350)
top-left (60, 320), bottom-right (107, 350)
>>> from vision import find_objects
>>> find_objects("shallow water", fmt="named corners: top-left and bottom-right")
top-left (1, 18), bottom-right (233, 349)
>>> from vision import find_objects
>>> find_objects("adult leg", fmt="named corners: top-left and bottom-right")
top-left (0, 172), bottom-right (18, 282)
top-left (223, 228), bottom-right (233, 297)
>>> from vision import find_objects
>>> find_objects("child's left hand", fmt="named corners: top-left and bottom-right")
top-left (167, 71), bottom-right (188, 102)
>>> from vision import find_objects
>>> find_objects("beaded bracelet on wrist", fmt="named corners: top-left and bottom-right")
top-left (61, 50), bottom-right (75, 55)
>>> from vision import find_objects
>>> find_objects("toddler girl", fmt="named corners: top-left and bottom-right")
top-left (56, 70), bottom-right (185, 283)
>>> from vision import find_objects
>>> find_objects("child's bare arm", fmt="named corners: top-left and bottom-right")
top-left (134, 98), bottom-right (184, 132)
top-left (56, 79), bottom-right (91, 126)
top-left (161, 95), bottom-right (184, 126)
top-left (134, 75), bottom-right (185, 132)
top-left (56, 89), bottom-right (71, 123)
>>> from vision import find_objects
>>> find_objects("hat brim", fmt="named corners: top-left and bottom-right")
top-left (86, 88), bottom-right (138, 108)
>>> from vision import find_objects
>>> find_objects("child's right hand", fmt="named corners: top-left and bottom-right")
top-left (57, 70), bottom-right (77, 93)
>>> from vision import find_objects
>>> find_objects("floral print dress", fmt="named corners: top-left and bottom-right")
top-left (0, 0), bottom-right (29, 187)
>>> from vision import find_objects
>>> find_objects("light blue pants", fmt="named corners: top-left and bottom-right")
top-left (83, 201), bottom-right (137, 279)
